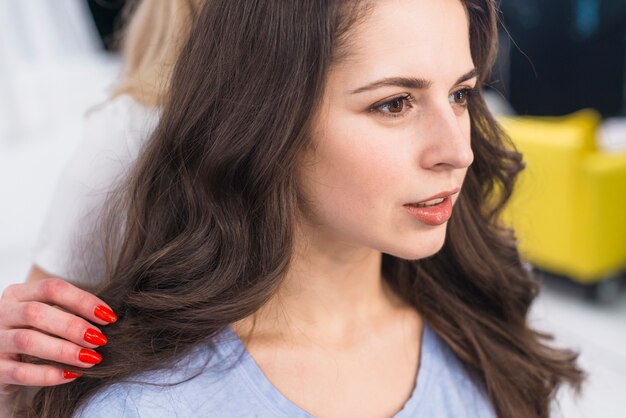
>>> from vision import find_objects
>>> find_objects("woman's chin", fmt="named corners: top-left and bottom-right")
top-left (388, 226), bottom-right (448, 261)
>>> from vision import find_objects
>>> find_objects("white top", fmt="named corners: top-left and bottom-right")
top-left (74, 322), bottom-right (496, 417)
top-left (31, 95), bottom-right (159, 285)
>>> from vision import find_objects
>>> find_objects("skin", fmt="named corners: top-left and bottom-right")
top-left (231, 0), bottom-right (476, 416)
top-left (0, 266), bottom-right (115, 396)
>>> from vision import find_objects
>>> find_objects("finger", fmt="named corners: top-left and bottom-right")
top-left (3, 279), bottom-right (117, 326)
top-left (2, 302), bottom-right (107, 349)
top-left (0, 329), bottom-right (103, 369)
top-left (0, 359), bottom-right (82, 387)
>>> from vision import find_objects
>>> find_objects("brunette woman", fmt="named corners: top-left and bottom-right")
top-left (24, 0), bottom-right (583, 417)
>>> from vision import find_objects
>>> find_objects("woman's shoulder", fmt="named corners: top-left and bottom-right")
top-left (86, 94), bottom-right (159, 128)
top-left (55, 94), bottom-right (159, 186)
top-left (80, 94), bottom-right (160, 158)
top-left (73, 327), bottom-right (283, 418)
top-left (30, 94), bottom-right (161, 281)
top-left (54, 94), bottom-right (160, 200)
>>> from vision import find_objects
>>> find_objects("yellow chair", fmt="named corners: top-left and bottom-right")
top-left (498, 109), bottom-right (626, 293)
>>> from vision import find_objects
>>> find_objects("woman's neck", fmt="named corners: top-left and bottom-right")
top-left (232, 220), bottom-right (411, 346)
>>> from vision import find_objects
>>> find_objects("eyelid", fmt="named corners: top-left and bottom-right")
top-left (456, 76), bottom-right (478, 89)
top-left (451, 82), bottom-right (477, 94)
top-left (369, 93), bottom-right (415, 118)
top-left (370, 93), bottom-right (414, 108)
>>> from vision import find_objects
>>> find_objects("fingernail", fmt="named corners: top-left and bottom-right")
top-left (63, 370), bottom-right (82, 379)
top-left (79, 349), bottom-right (102, 365)
top-left (83, 328), bottom-right (108, 346)
top-left (94, 305), bottom-right (117, 323)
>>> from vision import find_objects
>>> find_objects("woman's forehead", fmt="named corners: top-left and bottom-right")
top-left (334, 0), bottom-right (473, 87)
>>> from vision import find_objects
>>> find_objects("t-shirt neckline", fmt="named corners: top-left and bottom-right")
top-left (217, 320), bottom-right (434, 417)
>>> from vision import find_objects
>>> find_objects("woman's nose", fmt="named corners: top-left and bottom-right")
top-left (417, 103), bottom-right (474, 170)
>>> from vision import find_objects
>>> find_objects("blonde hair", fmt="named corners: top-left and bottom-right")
top-left (112, 0), bottom-right (202, 107)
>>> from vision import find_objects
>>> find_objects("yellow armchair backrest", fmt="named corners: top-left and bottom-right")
top-left (498, 109), bottom-right (626, 282)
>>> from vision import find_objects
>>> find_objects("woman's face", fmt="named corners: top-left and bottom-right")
top-left (299, 0), bottom-right (476, 260)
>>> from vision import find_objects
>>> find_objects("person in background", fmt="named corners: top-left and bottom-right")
top-left (0, 0), bottom-right (202, 401)
top-left (19, 0), bottom-right (583, 417)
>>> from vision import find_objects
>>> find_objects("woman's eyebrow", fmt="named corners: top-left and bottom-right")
top-left (455, 68), bottom-right (479, 85)
top-left (349, 68), bottom-right (478, 94)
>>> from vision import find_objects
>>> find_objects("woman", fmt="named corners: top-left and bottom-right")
top-left (0, 0), bottom-right (200, 396)
top-left (25, 0), bottom-right (584, 417)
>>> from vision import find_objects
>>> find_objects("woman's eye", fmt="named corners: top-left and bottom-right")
top-left (372, 95), bottom-right (414, 118)
top-left (449, 88), bottom-right (474, 108)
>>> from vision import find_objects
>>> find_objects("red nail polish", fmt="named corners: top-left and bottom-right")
top-left (63, 370), bottom-right (82, 379)
top-left (94, 305), bottom-right (117, 323)
top-left (79, 349), bottom-right (102, 365)
top-left (83, 328), bottom-right (108, 346)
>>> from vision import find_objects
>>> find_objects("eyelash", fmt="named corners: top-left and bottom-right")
top-left (449, 87), bottom-right (478, 109)
top-left (370, 87), bottom-right (478, 119)
top-left (370, 94), bottom-right (416, 119)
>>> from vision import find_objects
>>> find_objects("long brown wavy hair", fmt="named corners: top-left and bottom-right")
top-left (24, 0), bottom-right (584, 417)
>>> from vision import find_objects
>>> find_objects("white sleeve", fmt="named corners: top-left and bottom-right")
top-left (31, 95), bottom-right (159, 286)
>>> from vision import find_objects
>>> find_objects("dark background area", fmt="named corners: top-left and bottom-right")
top-left (86, 0), bottom-right (127, 51)
top-left (492, 0), bottom-right (626, 117)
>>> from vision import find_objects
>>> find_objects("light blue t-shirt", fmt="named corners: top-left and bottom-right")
top-left (74, 322), bottom-right (496, 417)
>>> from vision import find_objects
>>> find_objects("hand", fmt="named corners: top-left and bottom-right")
top-left (0, 278), bottom-right (117, 393)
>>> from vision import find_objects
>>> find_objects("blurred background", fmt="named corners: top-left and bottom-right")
top-left (0, 0), bottom-right (625, 417)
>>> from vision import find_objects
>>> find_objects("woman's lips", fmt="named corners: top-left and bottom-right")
top-left (403, 195), bottom-right (454, 226)
top-left (403, 188), bottom-right (459, 226)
